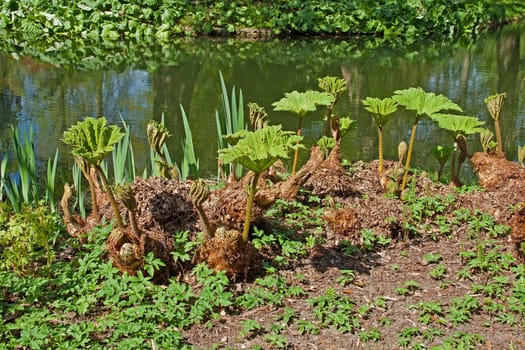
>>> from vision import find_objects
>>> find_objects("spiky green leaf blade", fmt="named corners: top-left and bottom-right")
top-left (180, 104), bottom-right (199, 179)
top-left (46, 148), bottom-right (59, 212)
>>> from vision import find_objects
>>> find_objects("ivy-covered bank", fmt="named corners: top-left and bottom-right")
top-left (2, 0), bottom-right (525, 44)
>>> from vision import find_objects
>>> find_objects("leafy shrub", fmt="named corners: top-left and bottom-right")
top-left (0, 203), bottom-right (61, 274)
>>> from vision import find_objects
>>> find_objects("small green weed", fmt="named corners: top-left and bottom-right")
top-left (422, 327), bottom-right (444, 342)
top-left (411, 301), bottom-right (444, 325)
top-left (171, 230), bottom-right (201, 265)
top-left (401, 193), bottom-right (456, 238)
top-left (264, 333), bottom-right (288, 348)
top-left (240, 319), bottom-right (262, 337)
top-left (340, 240), bottom-right (360, 256)
top-left (423, 252), bottom-right (443, 264)
top-left (397, 326), bottom-right (420, 347)
top-left (429, 264), bottom-right (447, 280)
top-left (296, 319), bottom-right (320, 335)
top-left (395, 280), bottom-right (420, 296)
top-left (430, 331), bottom-right (485, 350)
top-left (236, 274), bottom-right (304, 310)
top-left (337, 269), bottom-right (356, 287)
top-left (308, 288), bottom-right (360, 333)
top-left (471, 276), bottom-right (509, 298)
top-left (275, 307), bottom-right (296, 326)
top-left (359, 327), bottom-right (382, 342)
top-left (265, 198), bottom-right (325, 229)
top-left (446, 294), bottom-right (481, 326)
top-left (360, 228), bottom-right (392, 251)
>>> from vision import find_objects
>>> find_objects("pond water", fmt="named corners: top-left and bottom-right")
top-left (1, 23), bottom-right (525, 180)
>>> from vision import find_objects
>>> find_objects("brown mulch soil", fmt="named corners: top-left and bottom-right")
top-left (182, 153), bottom-right (525, 349)
top-left (89, 151), bottom-right (525, 349)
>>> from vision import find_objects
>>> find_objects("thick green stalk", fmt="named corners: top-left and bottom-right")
top-left (78, 162), bottom-right (99, 218)
top-left (197, 206), bottom-right (213, 240)
top-left (437, 162), bottom-right (445, 182)
top-left (128, 211), bottom-right (141, 243)
top-left (450, 148), bottom-right (457, 186)
top-left (324, 105), bottom-right (334, 137)
top-left (291, 118), bottom-right (304, 176)
top-left (378, 127), bottom-right (384, 174)
top-left (401, 122), bottom-right (419, 192)
top-left (494, 119), bottom-right (503, 157)
top-left (242, 172), bottom-right (260, 242)
top-left (94, 165), bottom-right (125, 229)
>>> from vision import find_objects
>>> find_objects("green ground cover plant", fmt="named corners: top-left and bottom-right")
top-left (2, 181), bottom-right (525, 348)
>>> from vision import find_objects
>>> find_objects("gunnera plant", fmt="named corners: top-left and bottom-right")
top-left (63, 117), bottom-right (147, 273)
top-left (393, 87), bottom-right (463, 191)
top-left (318, 76), bottom-right (347, 137)
top-left (362, 96), bottom-right (398, 174)
top-left (147, 119), bottom-right (176, 179)
top-left (200, 125), bottom-right (302, 279)
top-left (479, 128), bottom-right (497, 154)
top-left (432, 145), bottom-right (453, 182)
top-left (484, 92), bottom-right (506, 157)
top-left (273, 90), bottom-right (334, 176)
top-left (62, 117), bottom-right (125, 229)
top-left (432, 114), bottom-right (484, 186)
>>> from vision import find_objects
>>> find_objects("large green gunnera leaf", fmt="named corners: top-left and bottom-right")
top-left (272, 90), bottom-right (334, 117)
top-left (62, 117), bottom-right (125, 165)
top-left (393, 87), bottom-right (463, 119)
top-left (432, 114), bottom-right (485, 136)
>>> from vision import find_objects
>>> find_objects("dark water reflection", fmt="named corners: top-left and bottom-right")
top-left (1, 24), bottom-right (525, 180)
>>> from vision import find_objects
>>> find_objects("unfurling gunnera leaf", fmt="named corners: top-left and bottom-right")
top-left (62, 117), bottom-right (124, 165)
top-left (218, 125), bottom-right (303, 174)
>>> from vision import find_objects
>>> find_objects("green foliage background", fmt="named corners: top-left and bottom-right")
top-left (0, 0), bottom-right (524, 70)
top-left (2, 0), bottom-right (524, 40)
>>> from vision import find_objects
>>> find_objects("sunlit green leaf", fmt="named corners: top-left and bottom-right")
top-left (218, 125), bottom-right (303, 174)
top-left (393, 87), bottom-right (463, 120)
top-left (432, 114), bottom-right (485, 137)
top-left (62, 117), bottom-right (125, 165)
top-left (362, 96), bottom-right (398, 127)
top-left (272, 90), bottom-right (334, 117)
